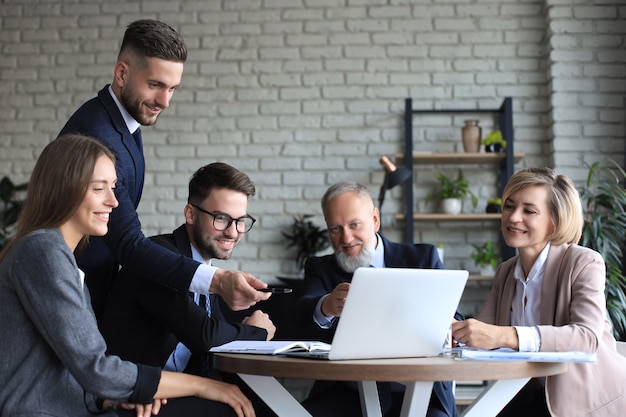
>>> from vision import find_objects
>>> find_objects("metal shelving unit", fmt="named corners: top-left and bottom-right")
top-left (401, 97), bottom-right (522, 261)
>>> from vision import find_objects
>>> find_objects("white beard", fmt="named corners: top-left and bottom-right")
top-left (334, 241), bottom-right (376, 273)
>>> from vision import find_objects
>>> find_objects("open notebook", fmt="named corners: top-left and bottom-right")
top-left (212, 267), bottom-right (468, 360)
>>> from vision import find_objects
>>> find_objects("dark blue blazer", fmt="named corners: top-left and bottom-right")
top-left (99, 225), bottom-right (267, 373)
top-left (296, 234), bottom-right (460, 417)
top-left (58, 86), bottom-right (199, 318)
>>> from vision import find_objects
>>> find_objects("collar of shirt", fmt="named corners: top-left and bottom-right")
top-left (369, 233), bottom-right (385, 268)
top-left (107, 85), bottom-right (140, 135)
top-left (190, 244), bottom-right (211, 266)
top-left (78, 269), bottom-right (85, 289)
top-left (512, 242), bottom-right (551, 327)
top-left (513, 242), bottom-right (550, 284)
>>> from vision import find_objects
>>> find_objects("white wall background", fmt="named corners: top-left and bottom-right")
top-left (1, 0), bottom-right (624, 314)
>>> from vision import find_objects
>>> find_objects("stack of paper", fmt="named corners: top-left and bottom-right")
top-left (455, 347), bottom-right (597, 363)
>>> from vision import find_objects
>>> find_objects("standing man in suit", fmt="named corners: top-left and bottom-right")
top-left (58, 19), bottom-right (269, 322)
top-left (296, 181), bottom-right (460, 417)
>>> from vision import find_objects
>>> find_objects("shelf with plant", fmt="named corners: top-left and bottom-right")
top-left (485, 197), bottom-right (502, 213)
top-left (426, 169), bottom-right (478, 215)
top-left (481, 130), bottom-right (507, 153)
top-left (471, 241), bottom-right (500, 276)
top-left (395, 152), bottom-right (525, 165)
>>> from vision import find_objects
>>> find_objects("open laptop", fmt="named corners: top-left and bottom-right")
top-left (289, 267), bottom-right (468, 360)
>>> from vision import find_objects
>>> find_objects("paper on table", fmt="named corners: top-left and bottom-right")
top-left (210, 340), bottom-right (331, 355)
top-left (455, 347), bottom-right (597, 363)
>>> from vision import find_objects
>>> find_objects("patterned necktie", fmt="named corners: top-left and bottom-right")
top-left (199, 294), bottom-right (212, 317)
top-left (198, 293), bottom-right (213, 377)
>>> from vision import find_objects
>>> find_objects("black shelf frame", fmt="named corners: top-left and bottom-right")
top-left (402, 97), bottom-right (516, 260)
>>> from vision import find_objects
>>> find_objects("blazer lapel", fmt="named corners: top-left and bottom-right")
top-left (540, 244), bottom-right (570, 325)
top-left (172, 225), bottom-right (193, 258)
top-left (498, 263), bottom-right (517, 325)
top-left (98, 87), bottom-right (146, 203)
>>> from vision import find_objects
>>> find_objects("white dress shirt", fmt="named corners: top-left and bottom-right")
top-left (511, 242), bottom-right (550, 352)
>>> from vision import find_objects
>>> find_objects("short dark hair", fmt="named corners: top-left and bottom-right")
top-left (119, 19), bottom-right (187, 63)
top-left (188, 162), bottom-right (256, 205)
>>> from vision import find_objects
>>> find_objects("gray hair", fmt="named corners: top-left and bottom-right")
top-left (321, 181), bottom-right (374, 217)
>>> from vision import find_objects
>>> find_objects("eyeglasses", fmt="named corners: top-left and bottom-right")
top-left (190, 204), bottom-right (256, 233)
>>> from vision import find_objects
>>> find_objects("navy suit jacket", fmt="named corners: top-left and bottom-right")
top-left (297, 234), bottom-right (460, 417)
top-left (99, 225), bottom-right (267, 373)
top-left (58, 86), bottom-right (199, 318)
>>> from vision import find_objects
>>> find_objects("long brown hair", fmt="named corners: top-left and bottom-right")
top-left (0, 134), bottom-right (115, 261)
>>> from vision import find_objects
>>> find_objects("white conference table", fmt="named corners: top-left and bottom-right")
top-left (212, 353), bottom-right (567, 417)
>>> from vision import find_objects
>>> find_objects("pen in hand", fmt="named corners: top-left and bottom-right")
top-left (258, 287), bottom-right (293, 294)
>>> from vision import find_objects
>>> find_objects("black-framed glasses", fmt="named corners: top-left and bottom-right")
top-left (190, 204), bottom-right (256, 233)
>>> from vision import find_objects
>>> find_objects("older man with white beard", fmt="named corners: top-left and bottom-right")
top-left (296, 181), bottom-right (462, 417)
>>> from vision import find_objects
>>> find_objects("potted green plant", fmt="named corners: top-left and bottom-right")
top-left (486, 197), bottom-right (502, 213)
top-left (471, 241), bottom-right (499, 275)
top-left (0, 176), bottom-right (28, 251)
top-left (481, 130), bottom-right (506, 153)
top-left (282, 214), bottom-right (330, 274)
top-left (579, 160), bottom-right (626, 341)
top-left (427, 169), bottom-right (478, 214)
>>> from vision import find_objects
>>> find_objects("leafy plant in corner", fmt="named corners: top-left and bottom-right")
top-left (0, 176), bottom-right (28, 251)
top-left (471, 241), bottom-right (500, 270)
top-left (579, 160), bottom-right (626, 341)
top-left (427, 169), bottom-right (478, 208)
top-left (282, 214), bottom-right (330, 272)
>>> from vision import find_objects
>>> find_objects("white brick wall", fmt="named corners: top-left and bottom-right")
top-left (0, 0), bottom-right (624, 314)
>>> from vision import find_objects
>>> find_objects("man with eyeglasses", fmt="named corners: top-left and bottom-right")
top-left (99, 163), bottom-right (276, 396)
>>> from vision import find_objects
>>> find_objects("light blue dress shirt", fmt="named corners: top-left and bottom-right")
top-left (163, 246), bottom-right (212, 372)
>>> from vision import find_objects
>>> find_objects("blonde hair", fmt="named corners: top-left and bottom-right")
top-left (502, 167), bottom-right (583, 245)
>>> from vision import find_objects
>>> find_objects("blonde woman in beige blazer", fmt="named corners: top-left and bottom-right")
top-left (452, 167), bottom-right (626, 417)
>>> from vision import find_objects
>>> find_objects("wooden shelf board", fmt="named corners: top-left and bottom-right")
top-left (468, 274), bottom-right (494, 281)
top-left (395, 152), bottom-right (525, 165)
top-left (395, 213), bottom-right (502, 221)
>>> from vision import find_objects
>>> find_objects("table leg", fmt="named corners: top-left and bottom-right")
top-left (460, 377), bottom-right (530, 417)
top-left (357, 381), bottom-right (382, 417)
top-left (399, 381), bottom-right (434, 417)
top-left (237, 373), bottom-right (312, 417)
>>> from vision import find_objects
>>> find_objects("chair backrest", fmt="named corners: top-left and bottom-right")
top-left (616, 341), bottom-right (626, 357)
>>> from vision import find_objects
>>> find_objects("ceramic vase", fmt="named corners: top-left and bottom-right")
top-left (462, 120), bottom-right (481, 153)
top-left (441, 198), bottom-right (462, 214)
top-left (479, 264), bottom-right (496, 276)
